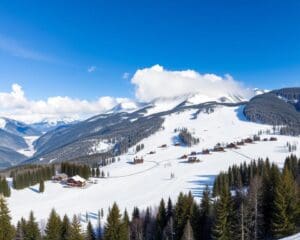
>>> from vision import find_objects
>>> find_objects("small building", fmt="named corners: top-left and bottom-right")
top-left (133, 157), bottom-right (144, 164)
top-left (52, 173), bottom-right (68, 182)
top-left (244, 138), bottom-right (253, 144)
top-left (270, 137), bottom-right (278, 141)
top-left (226, 143), bottom-right (237, 149)
top-left (213, 146), bottom-right (225, 152)
top-left (188, 157), bottom-right (200, 163)
top-left (202, 149), bottom-right (210, 155)
top-left (67, 175), bottom-right (87, 187)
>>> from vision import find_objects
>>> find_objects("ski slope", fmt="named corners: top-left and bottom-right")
top-left (7, 105), bottom-right (300, 226)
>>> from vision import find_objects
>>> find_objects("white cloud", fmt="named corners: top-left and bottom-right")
top-left (87, 66), bottom-right (96, 73)
top-left (131, 64), bottom-right (251, 102)
top-left (122, 72), bottom-right (130, 79)
top-left (0, 35), bottom-right (55, 62)
top-left (0, 65), bottom-right (251, 123)
top-left (0, 84), bottom-right (133, 123)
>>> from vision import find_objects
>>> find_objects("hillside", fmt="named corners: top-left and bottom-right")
top-left (7, 104), bottom-right (300, 224)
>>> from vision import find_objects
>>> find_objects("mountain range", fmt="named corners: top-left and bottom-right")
top-left (0, 87), bottom-right (299, 169)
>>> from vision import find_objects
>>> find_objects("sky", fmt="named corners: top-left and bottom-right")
top-left (0, 0), bottom-right (299, 122)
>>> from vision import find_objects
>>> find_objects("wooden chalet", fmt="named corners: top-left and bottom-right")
top-left (244, 138), bottom-right (253, 144)
top-left (188, 157), bottom-right (200, 163)
top-left (180, 154), bottom-right (188, 159)
top-left (202, 149), bottom-right (210, 155)
top-left (226, 143), bottom-right (237, 149)
top-left (133, 157), bottom-right (144, 164)
top-left (67, 175), bottom-right (87, 187)
top-left (213, 146), bottom-right (225, 152)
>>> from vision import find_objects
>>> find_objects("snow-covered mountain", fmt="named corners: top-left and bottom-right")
top-left (0, 117), bottom-right (41, 168)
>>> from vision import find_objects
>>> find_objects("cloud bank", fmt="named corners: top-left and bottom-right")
top-left (0, 65), bottom-right (251, 123)
top-left (0, 84), bottom-right (134, 123)
top-left (131, 65), bottom-right (251, 102)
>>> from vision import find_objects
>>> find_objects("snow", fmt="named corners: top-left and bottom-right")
top-left (0, 118), bottom-right (6, 129)
top-left (89, 140), bottom-right (113, 154)
top-left (6, 105), bottom-right (300, 226)
top-left (17, 136), bottom-right (39, 157)
top-left (280, 233), bottom-right (300, 240)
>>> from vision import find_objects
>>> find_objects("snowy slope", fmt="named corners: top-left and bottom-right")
top-left (7, 105), bottom-right (300, 225)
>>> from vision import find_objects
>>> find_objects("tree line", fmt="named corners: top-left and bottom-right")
top-left (60, 162), bottom-right (91, 180)
top-left (11, 165), bottom-right (55, 190)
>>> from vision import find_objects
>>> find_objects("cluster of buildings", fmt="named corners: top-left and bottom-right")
top-left (52, 173), bottom-right (87, 187)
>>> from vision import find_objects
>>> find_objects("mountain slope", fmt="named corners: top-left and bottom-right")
top-left (244, 87), bottom-right (300, 135)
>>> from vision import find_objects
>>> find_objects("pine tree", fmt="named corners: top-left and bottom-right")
top-left (271, 168), bottom-right (298, 238)
top-left (70, 215), bottom-right (84, 240)
top-left (0, 196), bottom-right (14, 240)
top-left (86, 221), bottom-right (96, 240)
top-left (96, 168), bottom-right (100, 178)
top-left (245, 176), bottom-right (264, 240)
top-left (189, 202), bottom-right (200, 240)
top-left (180, 220), bottom-right (194, 240)
top-left (60, 215), bottom-right (71, 240)
top-left (44, 209), bottom-right (61, 240)
top-left (122, 210), bottom-right (130, 240)
top-left (211, 184), bottom-right (233, 240)
top-left (15, 220), bottom-right (25, 240)
top-left (156, 199), bottom-right (167, 239)
top-left (199, 185), bottom-right (211, 240)
top-left (39, 180), bottom-right (44, 193)
top-left (104, 203), bottom-right (127, 240)
top-left (167, 198), bottom-right (173, 221)
top-left (24, 211), bottom-right (41, 240)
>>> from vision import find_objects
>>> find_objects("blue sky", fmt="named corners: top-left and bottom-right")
top-left (0, 0), bottom-right (299, 101)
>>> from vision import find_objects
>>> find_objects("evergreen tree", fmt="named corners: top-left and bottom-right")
top-left (122, 210), bottom-right (130, 240)
top-left (166, 198), bottom-right (173, 221)
top-left (24, 211), bottom-right (41, 240)
top-left (245, 176), bottom-right (264, 240)
top-left (86, 221), bottom-right (96, 240)
top-left (104, 203), bottom-right (127, 240)
top-left (44, 209), bottom-right (61, 240)
top-left (156, 199), bottom-right (167, 239)
top-left (70, 215), bottom-right (84, 240)
top-left (39, 180), bottom-right (45, 193)
top-left (180, 220), bottom-right (194, 240)
top-left (271, 168), bottom-right (298, 238)
top-left (199, 185), bottom-right (211, 240)
top-left (0, 196), bottom-right (14, 240)
top-left (15, 220), bottom-right (25, 240)
top-left (189, 202), bottom-right (200, 240)
top-left (211, 184), bottom-right (233, 240)
top-left (60, 215), bottom-right (71, 240)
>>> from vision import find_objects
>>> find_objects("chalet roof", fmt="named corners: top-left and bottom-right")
top-left (70, 175), bottom-right (86, 183)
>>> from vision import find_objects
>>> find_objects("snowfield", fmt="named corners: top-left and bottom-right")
top-left (7, 105), bottom-right (300, 227)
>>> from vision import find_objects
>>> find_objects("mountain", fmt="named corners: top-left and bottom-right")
top-left (29, 119), bottom-right (78, 132)
top-left (26, 92), bottom-right (246, 165)
top-left (244, 87), bottom-right (300, 135)
top-left (0, 117), bottom-right (41, 168)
